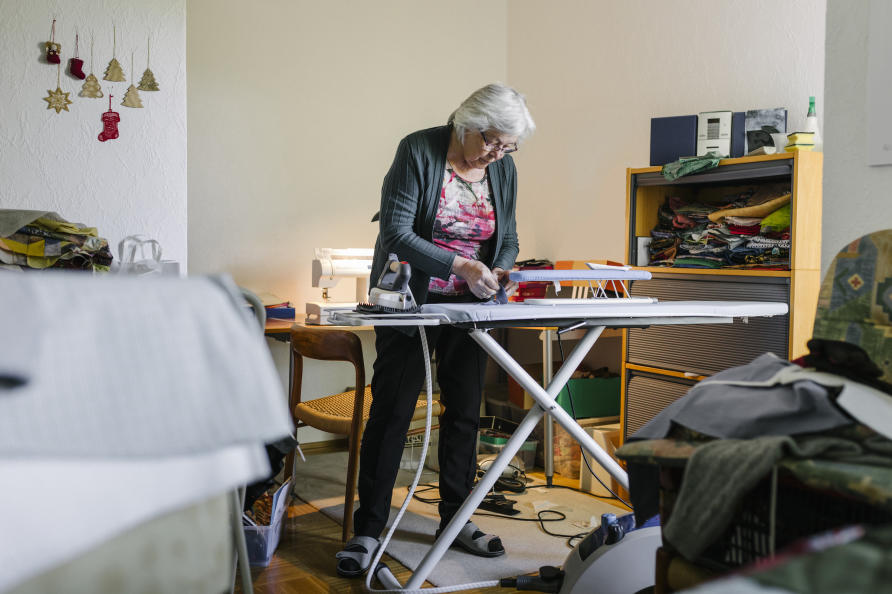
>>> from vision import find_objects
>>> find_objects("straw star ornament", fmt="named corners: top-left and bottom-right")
top-left (43, 65), bottom-right (73, 113)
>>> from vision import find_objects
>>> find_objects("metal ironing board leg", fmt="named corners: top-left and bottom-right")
top-left (404, 325), bottom-right (622, 589)
top-left (476, 326), bottom-right (628, 489)
top-left (543, 328), bottom-right (554, 486)
top-left (229, 487), bottom-right (254, 594)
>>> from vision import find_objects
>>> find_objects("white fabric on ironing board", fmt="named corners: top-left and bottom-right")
top-left (420, 300), bottom-right (788, 324)
top-left (1, 444), bottom-right (269, 593)
top-left (0, 271), bottom-right (293, 458)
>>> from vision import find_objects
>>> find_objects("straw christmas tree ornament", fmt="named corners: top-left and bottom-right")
top-left (80, 36), bottom-right (103, 98)
top-left (121, 53), bottom-right (143, 108)
top-left (137, 37), bottom-right (159, 91)
top-left (103, 26), bottom-right (126, 82)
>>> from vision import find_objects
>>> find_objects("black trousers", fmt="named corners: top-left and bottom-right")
top-left (353, 322), bottom-right (487, 538)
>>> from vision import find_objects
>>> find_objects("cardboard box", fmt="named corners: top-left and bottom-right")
top-left (578, 424), bottom-right (629, 501)
top-left (552, 416), bottom-right (620, 479)
top-left (506, 363), bottom-right (543, 409)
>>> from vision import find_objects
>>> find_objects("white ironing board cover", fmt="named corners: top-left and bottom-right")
top-left (333, 300), bottom-right (788, 326)
top-left (424, 300), bottom-right (786, 322)
top-left (509, 269), bottom-right (652, 281)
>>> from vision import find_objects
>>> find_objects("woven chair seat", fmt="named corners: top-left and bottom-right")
top-left (294, 385), bottom-right (442, 435)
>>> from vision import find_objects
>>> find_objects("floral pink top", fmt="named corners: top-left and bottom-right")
top-left (428, 166), bottom-right (496, 295)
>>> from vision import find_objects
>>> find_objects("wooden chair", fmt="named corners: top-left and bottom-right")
top-left (283, 325), bottom-right (443, 542)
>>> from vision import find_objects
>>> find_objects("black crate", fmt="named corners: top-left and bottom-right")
top-left (691, 472), bottom-right (892, 572)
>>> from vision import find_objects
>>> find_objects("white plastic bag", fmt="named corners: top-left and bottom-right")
top-left (117, 235), bottom-right (163, 276)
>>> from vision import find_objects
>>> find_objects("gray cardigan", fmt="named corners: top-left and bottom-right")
top-left (370, 124), bottom-right (519, 306)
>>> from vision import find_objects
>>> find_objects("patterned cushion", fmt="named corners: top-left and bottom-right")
top-left (813, 229), bottom-right (892, 382)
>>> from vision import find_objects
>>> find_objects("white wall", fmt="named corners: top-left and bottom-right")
top-left (187, 1), bottom-right (828, 443)
top-left (823, 0), bottom-right (892, 269)
top-left (0, 0), bottom-right (187, 268)
top-left (187, 0), bottom-right (508, 307)
top-left (507, 0), bottom-right (826, 263)
top-left (187, 0), bottom-right (508, 443)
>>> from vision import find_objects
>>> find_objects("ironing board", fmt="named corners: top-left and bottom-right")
top-left (331, 298), bottom-right (789, 590)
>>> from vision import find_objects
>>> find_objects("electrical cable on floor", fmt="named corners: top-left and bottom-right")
top-left (556, 333), bottom-right (632, 509)
top-left (409, 484), bottom-right (595, 548)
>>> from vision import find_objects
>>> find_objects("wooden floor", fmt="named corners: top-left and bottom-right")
top-left (242, 467), bottom-right (629, 594)
top-left (243, 498), bottom-right (519, 594)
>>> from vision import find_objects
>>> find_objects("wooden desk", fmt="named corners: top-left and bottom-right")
top-left (264, 316), bottom-right (373, 339)
top-left (264, 316), bottom-right (297, 337)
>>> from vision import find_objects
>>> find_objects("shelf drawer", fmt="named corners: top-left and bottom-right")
top-left (624, 369), bottom-right (697, 440)
top-left (627, 274), bottom-right (790, 376)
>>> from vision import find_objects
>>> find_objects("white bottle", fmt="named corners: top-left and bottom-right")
top-left (804, 96), bottom-right (822, 152)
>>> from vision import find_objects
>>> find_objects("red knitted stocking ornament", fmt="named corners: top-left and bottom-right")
top-left (45, 19), bottom-right (61, 64)
top-left (98, 94), bottom-right (120, 142)
top-left (69, 34), bottom-right (85, 79)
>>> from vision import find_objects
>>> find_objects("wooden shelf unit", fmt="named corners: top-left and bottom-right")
top-left (620, 152), bottom-right (823, 441)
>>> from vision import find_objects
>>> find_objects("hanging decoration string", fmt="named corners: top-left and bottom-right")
top-left (147, 36), bottom-right (150, 69)
top-left (90, 35), bottom-right (94, 71)
top-left (75, 32), bottom-right (79, 58)
top-left (130, 51), bottom-right (134, 84)
top-left (112, 25), bottom-right (116, 58)
top-left (50, 18), bottom-right (56, 43)
top-left (56, 63), bottom-right (60, 88)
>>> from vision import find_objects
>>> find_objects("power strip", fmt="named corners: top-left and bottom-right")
top-left (478, 494), bottom-right (519, 516)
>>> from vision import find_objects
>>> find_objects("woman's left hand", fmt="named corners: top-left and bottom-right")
top-left (492, 267), bottom-right (518, 297)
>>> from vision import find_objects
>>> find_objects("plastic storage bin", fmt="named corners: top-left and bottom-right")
top-left (478, 433), bottom-right (539, 471)
top-left (555, 377), bottom-right (621, 419)
top-left (243, 480), bottom-right (290, 567)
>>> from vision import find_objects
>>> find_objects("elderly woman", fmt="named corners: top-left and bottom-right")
top-left (336, 83), bottom-right (535, 577)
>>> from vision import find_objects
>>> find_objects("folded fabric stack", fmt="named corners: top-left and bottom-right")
top-left (0, 210), bottom-right (113, 273)
top-left (648, 188), bottom-right (793, 270)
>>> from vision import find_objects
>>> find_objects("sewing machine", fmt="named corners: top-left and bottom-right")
top-left (305, 248), bottom-right (373, 325)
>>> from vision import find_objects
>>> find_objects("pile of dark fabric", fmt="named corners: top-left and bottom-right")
top-left (0, 210), bottom-right (113, 272)
top-left (617, 341), bottom-right (892, 561)
top-left (648, 188), bottom-right (792, 269)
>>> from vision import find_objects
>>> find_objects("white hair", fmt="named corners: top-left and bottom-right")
top-left (448, 83), bottom-right (535, 144)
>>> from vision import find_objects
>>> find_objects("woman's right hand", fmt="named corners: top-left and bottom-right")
top-left (453, 256), bottom-right (501, 299)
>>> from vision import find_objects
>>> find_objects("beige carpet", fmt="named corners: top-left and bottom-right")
top-left (292, 449), bottom-right (626, 587)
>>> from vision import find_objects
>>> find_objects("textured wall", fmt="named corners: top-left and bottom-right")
top-left (0, 0), bottom-right (187, 269)
top-left (823, 0), bottom-right (892, 269)
top-left (507, 0), bottom-right (826, 263)
top-left (187, 0), bottom-right (508, 306)
top-left (188, 0), bottom-right (508, 443)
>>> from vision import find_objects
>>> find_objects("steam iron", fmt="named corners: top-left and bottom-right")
top-left (356, 253), bottom-right (422, 314)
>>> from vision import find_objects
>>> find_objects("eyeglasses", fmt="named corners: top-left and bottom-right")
top-left (480, 130), bottom-right (518, 154)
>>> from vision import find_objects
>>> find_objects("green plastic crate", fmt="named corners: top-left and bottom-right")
top-left (555, 377), bottom-right (620, 419)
